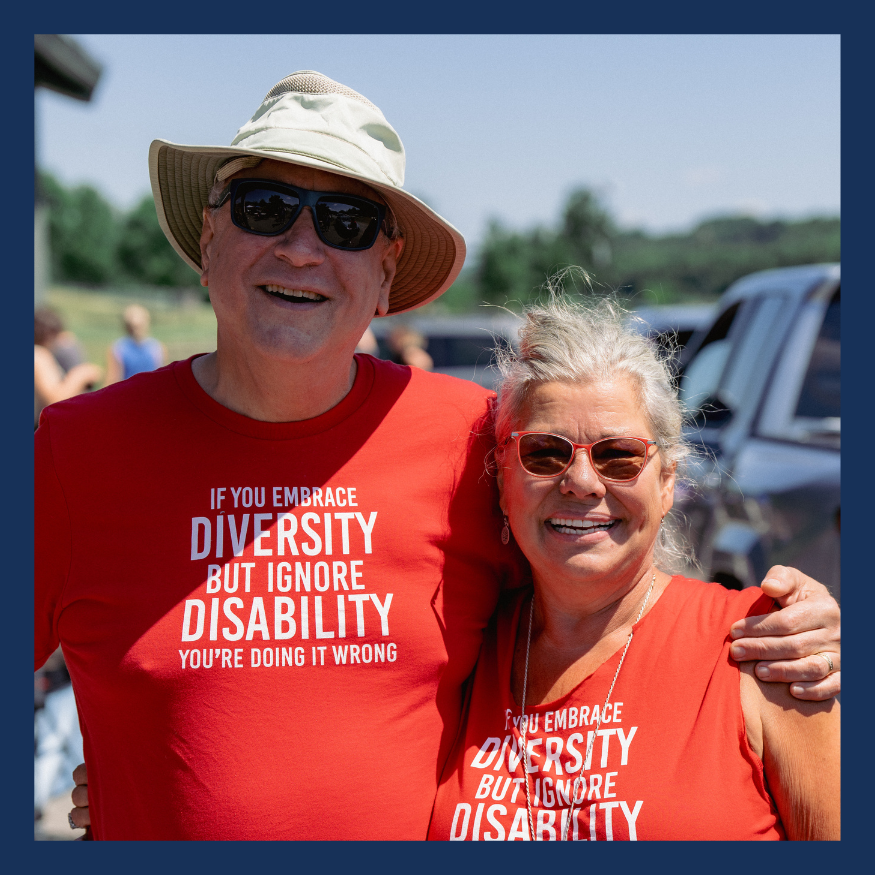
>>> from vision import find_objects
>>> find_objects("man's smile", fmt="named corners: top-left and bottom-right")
top-left (261, 284), bottom-right (328, 303)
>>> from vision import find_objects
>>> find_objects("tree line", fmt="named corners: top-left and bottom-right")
top-left (38, 171), bottom-right (202, 290)
top-left (39, 171), bottom-right (840, 308)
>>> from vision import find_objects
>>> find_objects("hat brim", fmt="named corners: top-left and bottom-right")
top-left (149, 140), bottom-right (466, 315)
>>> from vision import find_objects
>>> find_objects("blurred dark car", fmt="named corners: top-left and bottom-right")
top-left (369, 314), bottom-right (522, 389)
top-left (628, 303), bottom-right (716, 366)
top-left (368, 304), bottom-right (713, 391)
top-left (630, 303), bottom-right (716, 347)
top-left (674, 264), bottom-right (840, 600)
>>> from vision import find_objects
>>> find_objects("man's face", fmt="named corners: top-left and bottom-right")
top-left (199, 160), bottom-right (403, 367)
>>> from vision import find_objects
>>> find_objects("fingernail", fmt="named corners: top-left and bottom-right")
top-left (791, 685), bottom-right (804, 696)
top-left (731, 644), bottom-right (745, 659)
top-left (730, 627), bottom-right (743, 639)
top-left (68, 812), bottom-right (77, 830)
top-left (755, 665), bottom-right (770, 679)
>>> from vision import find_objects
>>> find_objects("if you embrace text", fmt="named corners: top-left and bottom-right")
top-left (179, 485), bottom-right (396, 671)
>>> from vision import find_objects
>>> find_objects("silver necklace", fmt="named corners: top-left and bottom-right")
top-left (519, 570), bottom-right (656, 842)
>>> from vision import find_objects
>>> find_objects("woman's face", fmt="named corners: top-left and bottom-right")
top-left (498, 375), bottom-right (675, 593)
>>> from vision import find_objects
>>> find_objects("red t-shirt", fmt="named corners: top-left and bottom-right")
top-left (428, 577), bottom-right (785, 841)
top-left (35, 355), bottom-right (525, 839)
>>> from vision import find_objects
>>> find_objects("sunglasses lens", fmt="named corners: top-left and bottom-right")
top-left (315, 198), bottom-right (381, 249)
top-left (590, 438), bottom-right (649, 481)
top-left (233, 186), bottom-right (300, 234)
top-left (518, 433), bottom-right (575, 476)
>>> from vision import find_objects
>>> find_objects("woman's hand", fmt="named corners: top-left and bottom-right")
top-left (729, 566), bottom-right (840, 701)
top-left (69, 762), bottom-right (91, 835)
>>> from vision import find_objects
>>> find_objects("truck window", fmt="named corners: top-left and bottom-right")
top-left (756, 285), bottom-right (840, 445)
top-left (795, 287), bottom-right (840, 419)
top-left (680, 295), bottom-right (786, 428)
top-left (679, 303), bottom-right (740, 413)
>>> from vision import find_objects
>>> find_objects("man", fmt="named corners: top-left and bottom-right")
top-left (36, 72), bottom-right (840, 840)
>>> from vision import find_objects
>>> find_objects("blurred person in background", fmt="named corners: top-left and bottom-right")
top-left (355, 324), bottom-right (379, 356)
top-left (45, 313), bottom-right (88, 373)
top-left (34, 648), bottom-right (84, 824)
top-left (388, 324), bottom-right (433, 370)
top-left (34, 307), bottom-right (103, 429)
top-left (105, 303), bottom-right (167, 384)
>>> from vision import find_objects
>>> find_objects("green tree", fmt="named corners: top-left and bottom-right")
top-left (561, 188), bottom-right (615, 269)
top-left (475, 188), bottom-right (617, 305)
top-left (473, 184), bottom-right (839, 307)
top-left (40, 171), bottom-right (119, 284)
top-left (117, 195), bottom-right (201, 287)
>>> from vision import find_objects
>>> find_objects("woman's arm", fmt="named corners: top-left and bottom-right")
top-left (740, 663), bottom-right (840, 840)
top-left (35, 346), bottom-right (103, 405)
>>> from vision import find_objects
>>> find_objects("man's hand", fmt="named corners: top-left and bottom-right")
top-left (729, 565), bottom-right (840, 701)
top-left (69, 762), bottom-right (91, 835)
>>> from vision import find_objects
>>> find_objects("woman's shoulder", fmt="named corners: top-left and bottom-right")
top-left (664, 575), bottom-right (775, 624)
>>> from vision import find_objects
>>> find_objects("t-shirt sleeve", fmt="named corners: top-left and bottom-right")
top-left (34, 414), bottom-right (72, 670)
top-left (744, 588), bottom-right (778, 619)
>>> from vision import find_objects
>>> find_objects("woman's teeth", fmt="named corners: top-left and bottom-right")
top-left (263, 285), bottom-right (326, 301)
top-left (548, 518), bottom-right (617, 534)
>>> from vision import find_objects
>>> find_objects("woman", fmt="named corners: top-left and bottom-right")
top-left (427, 290), bottom-right (839, 841)
top-left (34, 307), bottom-right (103, 429)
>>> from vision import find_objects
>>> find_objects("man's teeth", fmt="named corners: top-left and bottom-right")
top-left (549, 518), bottom-right (616, 534)
top-left (264, 284), bottom-right (325, 301)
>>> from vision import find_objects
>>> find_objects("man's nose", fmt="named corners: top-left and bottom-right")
top-left (272, 207), bottom-right (326, 265)
top-left (559, 449), bottom-right (606, 497)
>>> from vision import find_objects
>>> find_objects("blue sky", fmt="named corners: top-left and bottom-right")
top-left (35, 34), bottom-right (840, 256)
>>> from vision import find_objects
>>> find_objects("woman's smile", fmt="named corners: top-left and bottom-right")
top-left (545, 515), bottom-right (620, 537)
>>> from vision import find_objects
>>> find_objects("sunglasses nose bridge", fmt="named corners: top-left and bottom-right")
top-left (271, 204), bottom-right (329, 261)
top-left (558, 443), bottom-right (604, 489)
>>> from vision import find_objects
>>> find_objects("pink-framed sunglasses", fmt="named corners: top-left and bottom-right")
top-left (509, 432), bottom-right (658, 482)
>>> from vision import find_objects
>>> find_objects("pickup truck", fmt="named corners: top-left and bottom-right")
top-left (674, 264), bottom-right (840, 601)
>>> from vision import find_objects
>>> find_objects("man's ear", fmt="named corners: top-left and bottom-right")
top-left (375, 237), bottom-right (404, 316)
top-left (199, 208), bottom-right (215, 288)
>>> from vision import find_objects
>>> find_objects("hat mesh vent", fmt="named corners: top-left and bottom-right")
top-left (264, 71), bottom-right (378, 111)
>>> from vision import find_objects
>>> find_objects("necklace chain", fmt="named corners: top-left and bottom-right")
top-left (519, 571), bottom-right (656, 842)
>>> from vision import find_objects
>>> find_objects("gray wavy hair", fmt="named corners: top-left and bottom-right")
top-left (492, 270), bottom-right (694, 572)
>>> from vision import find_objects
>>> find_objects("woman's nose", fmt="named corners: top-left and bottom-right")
top-left (559, 450), bottom-right (606, 497)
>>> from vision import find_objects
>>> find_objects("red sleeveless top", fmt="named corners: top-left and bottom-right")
top-left (428, 576), bottom-right (785, 841)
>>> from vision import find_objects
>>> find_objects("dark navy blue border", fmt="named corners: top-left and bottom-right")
top-left (16, 3), bottom-right (860, 870)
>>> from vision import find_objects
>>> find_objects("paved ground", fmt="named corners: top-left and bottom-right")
top-left (35, 791), bottom-right (86, 841)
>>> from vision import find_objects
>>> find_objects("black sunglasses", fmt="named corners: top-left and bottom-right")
top-left (214, 179), bottom-right (388, 251)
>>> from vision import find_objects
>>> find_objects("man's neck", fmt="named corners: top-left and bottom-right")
top-left (191, 350), bottom-right (358, 423)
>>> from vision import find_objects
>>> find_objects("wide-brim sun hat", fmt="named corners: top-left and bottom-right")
top-left (149, 71), bottom-right (466, 315)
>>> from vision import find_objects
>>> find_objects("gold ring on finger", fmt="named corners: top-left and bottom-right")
top-left (815, 652), bottom-right (834, 673)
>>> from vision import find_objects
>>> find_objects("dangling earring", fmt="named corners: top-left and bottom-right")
top-left (501, 516), bottom-right (511, 545)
